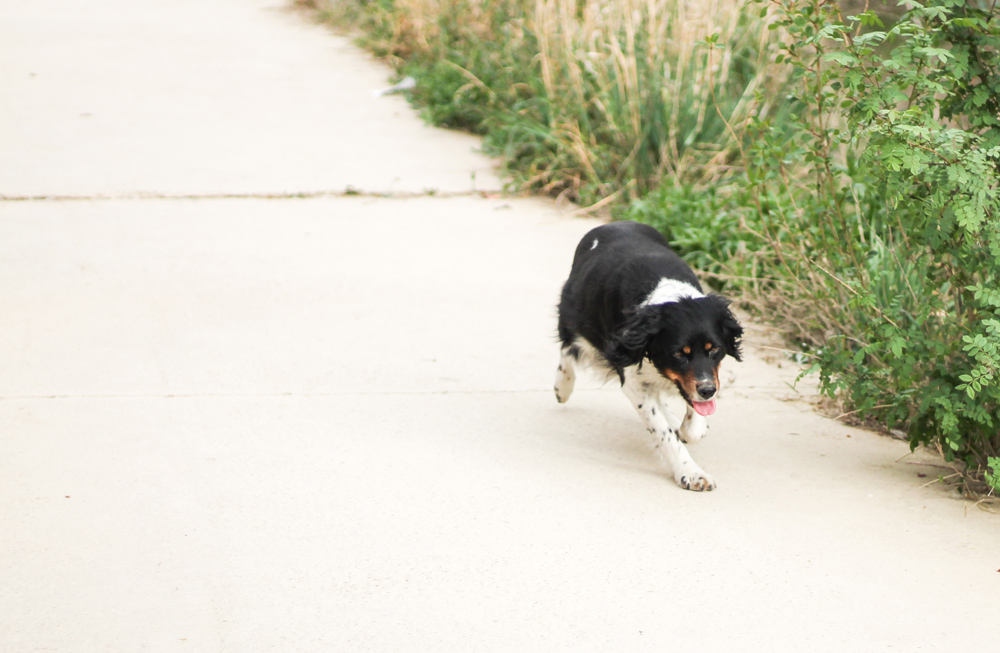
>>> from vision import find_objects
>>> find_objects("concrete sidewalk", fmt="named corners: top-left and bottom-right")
top-left (1, 1), bottom-right (996, 651)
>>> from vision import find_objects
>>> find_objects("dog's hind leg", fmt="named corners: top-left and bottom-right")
top-left (623, 373), bottom-right (716, 491)
top-left (554, 347), bottom-right (577, 404)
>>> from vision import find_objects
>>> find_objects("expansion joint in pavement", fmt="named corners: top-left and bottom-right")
top-left (0, 388), bottom-right (561, 400)
top-left (0, 188), bottom-right (506, 203)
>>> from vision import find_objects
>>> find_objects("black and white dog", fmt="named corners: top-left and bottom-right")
top-left (555, 221), bottom-right (743, 491)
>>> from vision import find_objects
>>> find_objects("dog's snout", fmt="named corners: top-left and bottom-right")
top-left (696, 382), bottom-right (717, 400)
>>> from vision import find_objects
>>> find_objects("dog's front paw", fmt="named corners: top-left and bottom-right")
top-left (680, 420), bottom-right (708, 444)
top-left (677, 471), bottom-right (716, 492)
top-left (680, 411), bottom-right (708, 443)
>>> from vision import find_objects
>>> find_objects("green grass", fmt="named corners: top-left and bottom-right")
top-left (305, 0), bottom-right (792, 207)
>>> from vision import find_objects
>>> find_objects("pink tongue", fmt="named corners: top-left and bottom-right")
top-left (693, 399), bottom-right (716, 416)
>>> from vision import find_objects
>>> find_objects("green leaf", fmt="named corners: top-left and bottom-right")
top-left (823, 51), bottom-right (860, 67)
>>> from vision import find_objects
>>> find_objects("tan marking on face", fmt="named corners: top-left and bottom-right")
top-left (705, 342), bottom-right (713, 351)
top-left (682, 346), bottom-right (691, 355)
top-left (679, 370), bottom-right (700, 399)
top-left (662, 369), bottom-right (683, 384)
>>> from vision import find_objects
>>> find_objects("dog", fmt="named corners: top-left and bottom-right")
top-left (555, 221), bottom-right (743, 491)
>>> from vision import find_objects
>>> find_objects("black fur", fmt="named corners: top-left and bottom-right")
top-left (558, 221), bottom-right (742, 391)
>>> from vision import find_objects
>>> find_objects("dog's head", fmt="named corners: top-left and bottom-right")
top-left (604, 295), bottom-right (743, 414)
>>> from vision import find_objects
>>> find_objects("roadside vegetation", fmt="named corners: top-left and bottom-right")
top-left (303, 0), bottom-right (1000, 498)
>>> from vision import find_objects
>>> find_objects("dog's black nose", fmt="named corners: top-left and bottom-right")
top-left (697, 383), bottom-right (716, 400)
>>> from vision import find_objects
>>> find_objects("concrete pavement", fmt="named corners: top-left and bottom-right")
top-left (0, 0), bottom-right (498, 198)
top-left (1, 1), bottom-right (997, 651)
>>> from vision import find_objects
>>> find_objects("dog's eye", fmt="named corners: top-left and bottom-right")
top-left (673, 351), bottom-right (689, 360)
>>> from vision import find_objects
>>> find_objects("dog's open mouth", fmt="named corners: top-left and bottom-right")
top-left (676, 383), bottom-right (718, 416)
top-left (677, 383), bottom-right (715, 417)
top-left (692, 399), bottom-right (716, 416)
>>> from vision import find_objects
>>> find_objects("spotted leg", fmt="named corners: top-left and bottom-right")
top-left (554, 347), bottom-right (577, 404)
top-left (622, 374), bottom-right (716, 491)
top-left (680, 403), bottom-right (709, 443)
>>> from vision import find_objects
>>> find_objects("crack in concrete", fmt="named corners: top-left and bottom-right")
top-left (0, 188), bottom-right (506, 202)
top-left (0, 388), bottom-right (584, 400)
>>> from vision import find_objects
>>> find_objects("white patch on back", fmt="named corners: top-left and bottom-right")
top-left (590, 238), bottom-right (599, 250)
top-left (641, 278), bottom-right (704, 306)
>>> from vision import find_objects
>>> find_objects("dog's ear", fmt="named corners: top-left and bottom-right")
top-left (707, 295), bottom-right (744, 362)
top-left (604, 306), bottom-right (665, 383)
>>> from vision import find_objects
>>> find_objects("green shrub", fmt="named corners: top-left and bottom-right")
top-left (987, 457), bottom-right (1000, 493)
top-left (742, 0), bottom-right (1000, 472)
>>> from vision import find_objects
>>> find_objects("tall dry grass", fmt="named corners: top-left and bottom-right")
top-left (313, 0), bottom-right (791, 207)
top-left (529, 0), bottom-right (785, 204)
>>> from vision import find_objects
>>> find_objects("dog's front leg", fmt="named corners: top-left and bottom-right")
top-left (680, 404), bottom-right (708, 443)
top-left (622, 376), bottom-right (716, 491)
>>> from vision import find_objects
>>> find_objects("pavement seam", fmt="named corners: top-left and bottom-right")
top-left (0, 188), bottom-right (506, 203)
top-left (0, 388), bottom-right (584, 400)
